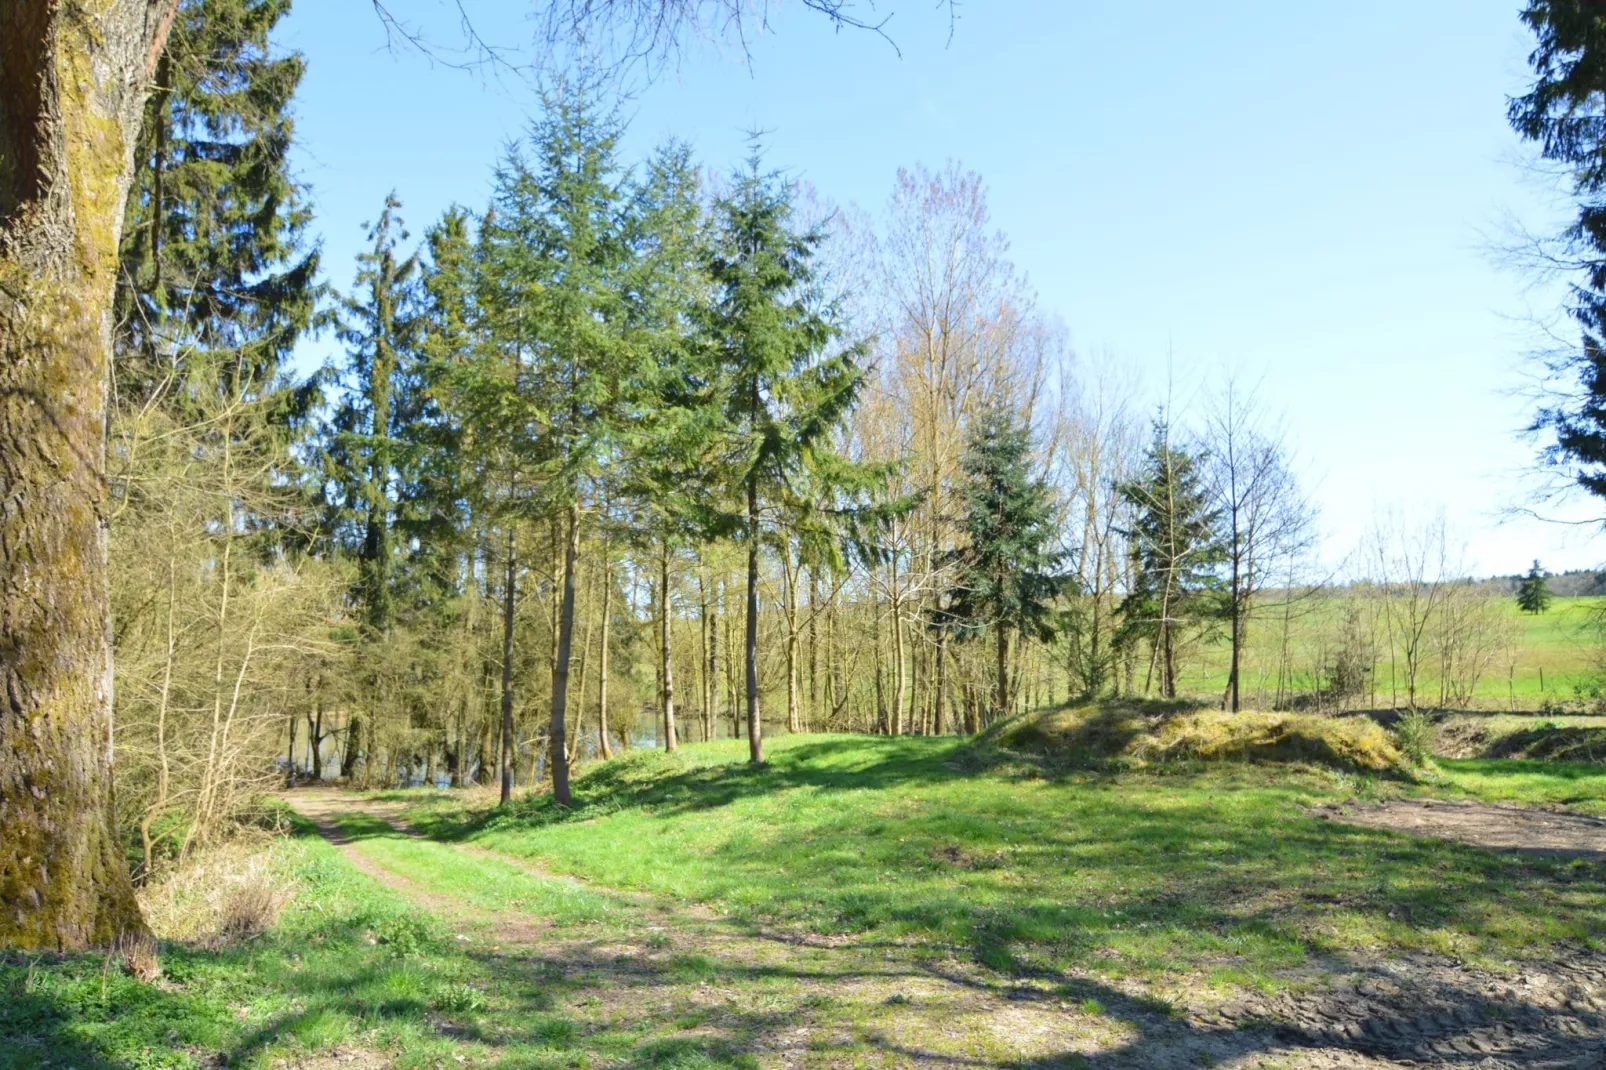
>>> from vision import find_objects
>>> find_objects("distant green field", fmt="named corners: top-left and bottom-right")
top-left (1174, 594), bottom-right (1606, 711)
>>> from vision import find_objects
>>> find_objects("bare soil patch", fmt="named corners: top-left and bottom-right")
top-left (1313, 797), bottom-right (1606, 858)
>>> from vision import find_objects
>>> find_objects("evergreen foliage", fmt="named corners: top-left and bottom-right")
top-left (705, 144), bottom-right (867, 762)
top-left (1511, 2), bottom-right (1606, 501)
top-left (1118, 419), bottom-right (1224, 699)
top-left (115, 0), bottom-right (320, 403)
top-left (327, 195), bottom-right (422, 637)
top-left (1518, 559), bottom-right (1554, 615)
top-left (941, 401), bottom-right (1072, 720)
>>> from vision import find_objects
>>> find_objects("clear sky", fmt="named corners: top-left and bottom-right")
top-left (279, 0), bottom-right (1599, 578)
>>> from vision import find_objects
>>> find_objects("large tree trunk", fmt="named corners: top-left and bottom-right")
top-left (0, 0), bottom-right (179, 951)
top-left (548, 504), bottom-right (579, 806)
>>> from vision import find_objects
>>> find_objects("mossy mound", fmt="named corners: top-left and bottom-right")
top-left (1438, 716), bottom-right (1606, 763)
top-left (979, 700), bottom-right (1411, 776)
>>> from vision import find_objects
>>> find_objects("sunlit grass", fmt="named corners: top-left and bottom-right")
top-left (402, 735), bottom-right (1606, 979)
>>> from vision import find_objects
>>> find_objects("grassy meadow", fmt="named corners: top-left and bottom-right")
top-left (1174, 593), bottom-right (1606, 710)
top-left (11, 729), bottom-right (1606, 1068)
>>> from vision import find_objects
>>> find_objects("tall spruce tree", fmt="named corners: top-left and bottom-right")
top-left (940, 402), bottom-right (1071, 723)
top-left (115, 0), bottom-right (318, 401)
top-left (622, 141), bottom-right (725, 754)
top-left (1118, 418), bottom-right (1224, 699)
top-left (1518, 560), bottom-right (1554, 615)
top-left (706, 145), bottom-right (866, 764)
top-left (1510, 3), bottom-right (1606, 504)
top-left (459, 87), bottom-right (641, 804)
top-left (325, 195), bottom-right (421, 778)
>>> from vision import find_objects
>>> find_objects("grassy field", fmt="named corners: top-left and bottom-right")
top-left (397, 736), bottom-right (1606, 977)
top-left (1175, 594), bottom-right (1606, 710)
top-left (10, 732), bottom-right (1606, 1068)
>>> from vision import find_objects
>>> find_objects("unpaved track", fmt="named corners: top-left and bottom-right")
top-left (283, 789), bottom-right (1606, 1069)
top-left (1314, 798), bottom-right (1606, 858)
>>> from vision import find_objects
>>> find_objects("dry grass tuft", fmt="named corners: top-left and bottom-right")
top-left (118, 931), bottom-right (162, 981)
top-left (983, 700), bottom-right (1410, 776)
top-left (138, 837), bottom-right (294, 946)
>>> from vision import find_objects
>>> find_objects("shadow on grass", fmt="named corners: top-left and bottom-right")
top-left (0, 952), bottom-right (199, 1070)
top-left (398, 735), bottom-right (972, 841)
top-left (353, 738), bottom-right (1606, 982)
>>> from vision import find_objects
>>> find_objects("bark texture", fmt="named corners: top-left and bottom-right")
top-left (1, 0), bottom-right (178, 949)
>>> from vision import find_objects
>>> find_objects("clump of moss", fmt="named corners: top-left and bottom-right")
top-left (978, 701), bottom-right (1411, 777)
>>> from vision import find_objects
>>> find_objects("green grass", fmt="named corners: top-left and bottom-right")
top-left (15, 734), bottom-right (1606, 1067)
top-left (0, 813), bottom-right (709, 1070)
top-left (1175, 594), bottom-right (1606, 709)
top-left (1433, 757), bottom-right (1606, 813)
top-left (401, 735), bottom-right (1606, 979)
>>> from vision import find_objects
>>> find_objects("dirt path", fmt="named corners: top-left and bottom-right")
top-left (1313, 798), bottom-right (1606, 858)
top-left (282, 788), bottom-right (1606, 1069)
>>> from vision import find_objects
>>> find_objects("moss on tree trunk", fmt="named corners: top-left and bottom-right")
top-left (0, 0), bottom-right (178, 950)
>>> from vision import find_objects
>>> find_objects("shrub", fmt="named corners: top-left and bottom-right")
top-left (1392, 710), bottom-right (1438, 766)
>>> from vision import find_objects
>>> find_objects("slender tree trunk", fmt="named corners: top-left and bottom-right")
top-left (725, 574), bottom-right (739, 740)
top-left (873, 589), bottom-right (887, 734)
top-left (286, 713), bottom-right (298, 786)
top-left (745, 476), bottom-right (763, 763)
top-left (572, 560), bottom-right (596, 765)
top-left (1227, 560), bottom-right (1243, 712)
top-left (783, 543), bottom-right (800, 734)
top-left (548, 504), bottom-right (580, 805)
top-left (598, 557), bottom-right (613, 760)
top-left (709, 571), bottom-right (722, 739)
top-left (995, 626), bottom-right (1009, 723)
top-left (934, 630), bottom-right (948, 734)
top-left (660, 539), bottom-right (679, 752)
top-left (311, 686), bottom-right (325, 781)
top-left (890, 559), bottom-right (906, 735)
top-left (499, 526), bottom-right (517, 805)
top-left (808, 568), bottom-right (819, 726)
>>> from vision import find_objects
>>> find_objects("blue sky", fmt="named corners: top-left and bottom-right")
top-left (280, 0), bottom-right (1596, 577)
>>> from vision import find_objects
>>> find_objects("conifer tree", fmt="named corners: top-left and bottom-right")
top-left (622, 141), bottom-right (725, 754)
top-left (324, 195), bottom-right (422, 778)
top-left (706, 146), bottom-right (866, 764)
top-left (1118, 418), bottom-right (1224, 699)
top-left (116, 0), bottom-right (319, 400)
top-left (1511, 3), bottom-right (1606, 504)
top-left (1517, 560), bottom-right (1554, 615)
top-left (939, 402), bottom-right (1071, 723)
top-left (458, 86), bottom-right (640, 804)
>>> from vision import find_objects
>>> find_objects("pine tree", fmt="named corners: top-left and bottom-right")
top-left (1518, 560), bottom-right (1554, 615)
top-left (454, 86), bottom-right (641, 804)
top-left (621, 140), bottom-right (725, 754)
top-left (939, 402), bottom-right (1072, 723)
top-left (1118, 418), bottom-right (1224, 699)
top-left (1510, 4), bottom-right (1606, 504)
top-left (115, 0), bottom-right (319, 401)
top-left (706, 144), bottom-right (866, 764)
top-left (324, 195), bottom-right (421, 779)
